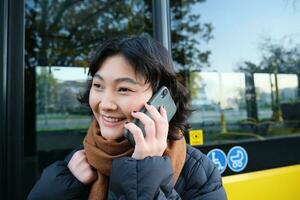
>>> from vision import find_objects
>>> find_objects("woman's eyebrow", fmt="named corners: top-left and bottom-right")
top-left (93, 74), bottom-right (104, 81)
top-left (115, 77), bottom-right (138, 85)
top-left (93, 74), bottom-right (138, 85)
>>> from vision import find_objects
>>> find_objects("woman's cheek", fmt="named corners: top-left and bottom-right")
top-left (120, 99), bottom-right (140, 117)
top-left (89, 91), bottom-right (98, 109)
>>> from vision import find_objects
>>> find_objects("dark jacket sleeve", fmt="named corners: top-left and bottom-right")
top-left (108, 156), bottom-right (182, 200)
top-left (27, 149), bottom-right (88, 200)
top-left (178, 146), bottom-right (227, 200)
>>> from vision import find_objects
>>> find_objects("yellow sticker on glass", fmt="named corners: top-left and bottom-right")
top-left (189, 129), bottom-right (203, 146)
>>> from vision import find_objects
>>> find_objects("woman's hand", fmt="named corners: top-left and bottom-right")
top-left (124, 103), bottom-right (169, 160)
top-left (67, 149), bottom-right (97, 184)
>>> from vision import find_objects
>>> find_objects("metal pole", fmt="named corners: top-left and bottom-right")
top-left (0, 0), bottom-right (8, 198)
top-left (6, 0), bottom-right (25, 199)
top-left (152, 0), bottom-right (171, 51)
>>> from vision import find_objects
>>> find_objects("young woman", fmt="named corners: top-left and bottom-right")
top-left (27, 36), bottom-right (227, 200)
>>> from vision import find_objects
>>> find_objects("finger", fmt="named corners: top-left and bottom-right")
top-left (83, 168), bottom-right (97, 184)
top-left (145, 103), bottom-right (163, 122)
top-left (145, 104), bottom-right (168, 139)
top-left (160, 106), bottom-right (168, 121)
top-left (124, 122), bottom-right (146, 146)
top-left (145, 104), bottom-right (168, 140)
top-left (77, 149), bottom-right (86, 156)
top-left (158, 106), bottom-right (169, 140)
top-left (72, 150), bottom-right (86, 164)
top-left (131, 111), bottom-right (156, 141)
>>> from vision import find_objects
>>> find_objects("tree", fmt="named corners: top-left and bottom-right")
top-left (36, 68), bottom-right (58, 114)
top-left (259, 40), bottom-right (292, 121)
top-left (25, 0), bottom-right (213, 89)
top-left (170, 0), bottom-right (213, 88)
top-left (285, 45), bottom-right (300, 97)
top-left (25, 0), bottom-right (152, 68)
top-left (236, 38), bottom-right (300, 121)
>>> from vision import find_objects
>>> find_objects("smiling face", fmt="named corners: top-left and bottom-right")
top-left (89, 54), bottom-right (153, 140)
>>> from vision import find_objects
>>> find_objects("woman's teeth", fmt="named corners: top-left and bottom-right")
top-left (103, 116), bottom-right (124, 122)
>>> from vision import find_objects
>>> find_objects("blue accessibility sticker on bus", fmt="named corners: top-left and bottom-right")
top-left (207, 149), bottom-right (227, 174)
top-left (227, 146), bottom-right (248, 172)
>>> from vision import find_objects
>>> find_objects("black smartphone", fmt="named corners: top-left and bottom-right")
top-left (124, 86), bottom-right (177, 146)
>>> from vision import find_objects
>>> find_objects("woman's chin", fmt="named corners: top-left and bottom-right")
top-left (100, 129), bottom-right (124, 140)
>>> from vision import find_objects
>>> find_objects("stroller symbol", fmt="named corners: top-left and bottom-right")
top-left (230, 150), bottom-right (244, 169)
top-left (227, 146), bottom-right (248, 172)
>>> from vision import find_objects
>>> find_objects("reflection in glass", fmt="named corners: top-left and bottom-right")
top-left (25, 0), bottom-right (153, 153)
top-left (173, 0), bottom-right (300, 144)
top-left (189, 72), bottom-right (248, 143)
top-left (26, 0), bottom-right (152, 68)
top-left (36, 67), bottom-right (90, 133)
top-left (254, 73), bottom-right (298, 120)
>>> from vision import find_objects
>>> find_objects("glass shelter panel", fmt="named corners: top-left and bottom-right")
top-left (171, 0), bottom-right (300, 145)
top-left (25, 0), bottom-right (153, 170)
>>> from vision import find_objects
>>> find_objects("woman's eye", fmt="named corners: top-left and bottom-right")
top-left (118, 87), bottom-right (131, 93)
top-left (93, 83), bottom-right (102, 89)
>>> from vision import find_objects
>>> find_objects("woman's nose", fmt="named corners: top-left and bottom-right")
top-left (99, 95), bottom-right (117, 110)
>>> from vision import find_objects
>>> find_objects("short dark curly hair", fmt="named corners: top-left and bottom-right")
top-left (78, 35), bottom-right (190, 140)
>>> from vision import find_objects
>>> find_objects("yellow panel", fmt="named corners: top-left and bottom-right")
top-left (222, 164), bottom-right (300, 200)
top-left (189, 129), bottom-right (203, 145)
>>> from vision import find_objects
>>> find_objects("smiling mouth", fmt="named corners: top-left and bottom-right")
top-left (101, 115), bottom-right (126, 123)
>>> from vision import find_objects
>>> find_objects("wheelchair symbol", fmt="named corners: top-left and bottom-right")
top-left (227, 146), bottom-right (248, 172)
top-left (212, 152), bottom-right (223, 171)
top-left (207, 149), bottom-right (227, 174)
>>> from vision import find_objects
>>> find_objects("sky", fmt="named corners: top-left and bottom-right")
top-left (194, 0), bottom-right (300, 72)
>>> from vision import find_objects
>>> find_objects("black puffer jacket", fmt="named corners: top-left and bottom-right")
top-left (27, 145), bottom-right (227, 200)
